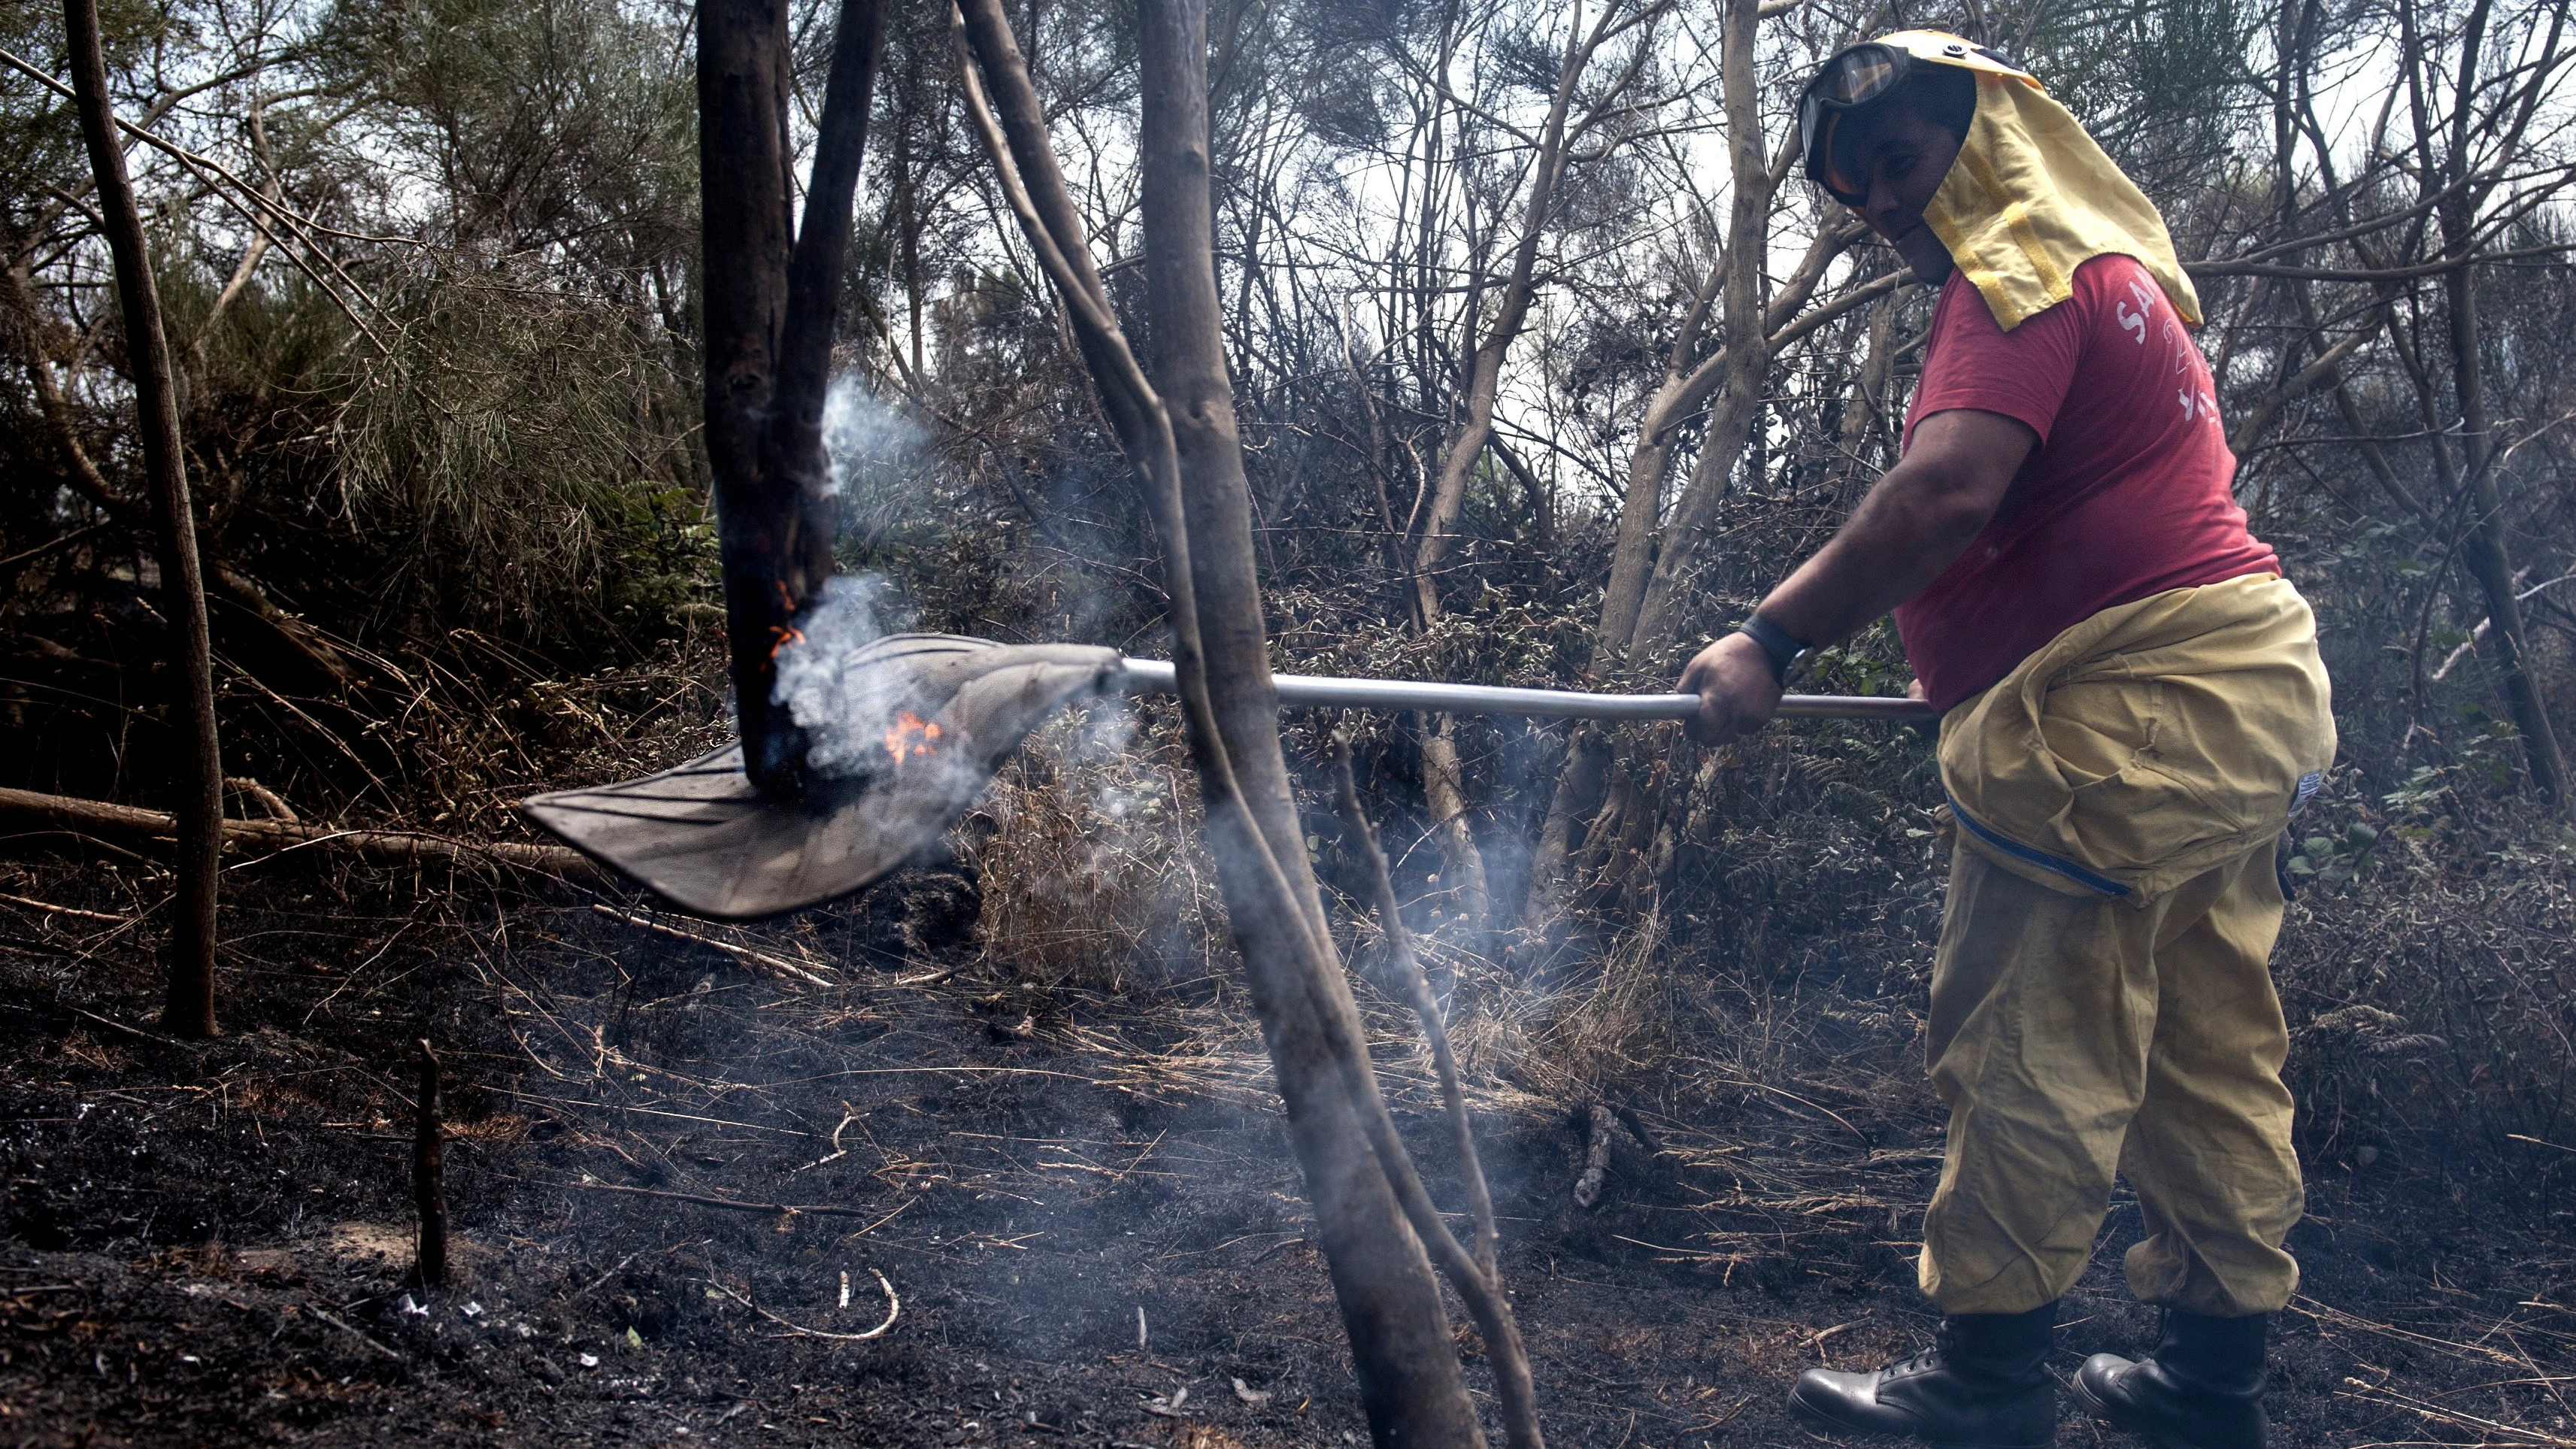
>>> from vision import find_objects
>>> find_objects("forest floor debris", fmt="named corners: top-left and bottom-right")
top-left (0, 860), bottom-right (2571, 1447)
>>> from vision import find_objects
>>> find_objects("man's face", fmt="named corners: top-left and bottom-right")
top-left (1840, 105), bottom-right (1965, 280)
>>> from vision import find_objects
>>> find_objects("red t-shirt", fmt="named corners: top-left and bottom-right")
top-left (1892, 253), bottom-right (2280, 711)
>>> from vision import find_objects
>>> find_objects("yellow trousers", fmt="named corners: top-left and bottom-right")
top-left (1917, 574), bottom-right (2334, 1317)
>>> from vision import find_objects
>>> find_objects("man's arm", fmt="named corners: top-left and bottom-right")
top-left (1679, 407), bottom-right (2038, 744)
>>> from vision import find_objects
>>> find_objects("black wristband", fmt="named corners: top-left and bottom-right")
top-left (1737, 614), bottom-right (1810, 689)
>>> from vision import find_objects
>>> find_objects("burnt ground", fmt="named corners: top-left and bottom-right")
top-left (0, 856), bottom-right (2571, 1449)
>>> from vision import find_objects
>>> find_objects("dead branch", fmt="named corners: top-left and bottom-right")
top-left (0, 890), bottom-right (129, 925)
top-left (569, 1178), bottom-right (912, 1223)
top-left (0, 785), bottom-right (600, 879)
top-left (0, 43), bottom-right (389, 353)
top-left (588, 904), bottom-right (835, 987)
top-left (706, 1269), bottom-right (899, 1341)
top-left (223, 777), bottom-right (298, 823)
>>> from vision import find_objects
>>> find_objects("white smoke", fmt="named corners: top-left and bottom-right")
top-left (822, 376), bottom-right (928, 511)
top-left (770, 573), bottom-right (907, 778)
top-left (763, 376), bottom-right (938, 778)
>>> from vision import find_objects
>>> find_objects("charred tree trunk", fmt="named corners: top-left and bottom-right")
top-left (65, 0), bottom-right (223, 1039)
top-left (699, 0), bottom-right (797, 789)
top-left (699, 0), bottom-right (886, 793)
top-left (410, 1040), bottom-right (448, 1289)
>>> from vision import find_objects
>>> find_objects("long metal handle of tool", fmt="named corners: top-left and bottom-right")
top-left (1116, 659), bottom-right (1937, 724)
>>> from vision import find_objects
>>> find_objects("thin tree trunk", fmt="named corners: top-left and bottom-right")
top-left (1623, 0), bottom-right (1771, 666)
top-left (65, 0), bottom-right (222, 1038)
top-left (957, 4), bottom-right (1494, 1438)
top-left (2429, 0), bottom-right (2568, 806)
top-left (1417, 721), bottom-right (1490, 925)
top-left (1402, 0), bottom-right (1650, 930)
top-left (2446, 251), bottom-right (2569, 804)
top-left (895, 59), bottom-right (926, 378)
top-left (1135, 3), bottom-right (1487, 1437)
top-left (1513, 220), bottom-right (1868, 950)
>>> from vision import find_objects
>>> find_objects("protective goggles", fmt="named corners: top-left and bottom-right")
top-left (1797, 34), bottom-right (2020, 205)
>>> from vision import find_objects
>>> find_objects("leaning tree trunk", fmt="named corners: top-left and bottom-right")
top-left (1132, 5), bottom-right (1490, 1440)
top-left (65, 0), bottom-right (223, 1038)
top-left (953, 0), bottom-right (1511, 1438)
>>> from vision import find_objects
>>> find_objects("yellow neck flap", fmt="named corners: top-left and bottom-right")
top-left (1919, 65), bottom-right (2202, 332)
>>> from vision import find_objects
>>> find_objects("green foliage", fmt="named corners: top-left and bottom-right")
top-left (332, 264), bottom-right (710, 641)
top-left (319, 0), bottom-right (697, 265)
top-left (2285, 820), bottom-right (2379, 886)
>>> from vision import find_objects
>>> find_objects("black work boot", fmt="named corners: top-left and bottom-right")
top-left (2074, 1309), bottom-right (2268, 1449)
top-left (1789, 1304), bottom-right (2058, 1448)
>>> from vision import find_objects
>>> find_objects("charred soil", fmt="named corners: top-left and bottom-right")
top-left (0, 858), bottom-right (2570, 1448)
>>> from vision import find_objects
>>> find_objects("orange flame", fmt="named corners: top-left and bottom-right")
top-left (768, 624), bottom-right (804, 660)
top-left (883, 710), bottom-right (943, 765)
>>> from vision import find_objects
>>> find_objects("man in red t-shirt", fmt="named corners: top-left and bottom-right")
top-left (1679, 34), bottom-right (2334, 1449)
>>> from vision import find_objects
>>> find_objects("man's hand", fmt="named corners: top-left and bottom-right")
top-left (1678, 632), bottom-right (1783, 746)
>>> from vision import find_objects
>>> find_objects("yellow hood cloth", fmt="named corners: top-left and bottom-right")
top-left (1879, 29), bottom-right (2202, 332)
top-left (1938, 574), bottom-right (2337, 904)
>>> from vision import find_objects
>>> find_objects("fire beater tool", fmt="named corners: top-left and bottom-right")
top-left (523, 632), bottom-right (1937, 920)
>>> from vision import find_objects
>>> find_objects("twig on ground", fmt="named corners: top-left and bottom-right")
top-left (706, 1268), bottom-right (899, 1341)
top-left (1702, 1073), bottom-right (1869, 1144)
top-left (67, 1006), bottom-right (184, 1048)
top-left (307, 1305), bottom-right (403, 1360)
top-left (0, 891), bottom-right (129, 924)
top-left (2296, 1296), bottom-right (2542, 1371)
top-left (589, 904), bottom-right (835, 987)
top-left (792, 1111), bottom-right (863, 1173)
top-left (568, 1253), bottom-right (639, 1302)
top-left (2336, 1376), bottom-right (2576, 1446)
top-left (571, 1177), bottom-right (916, 1230)
top-left (1807, 1320), bottom-right (1865, 1352)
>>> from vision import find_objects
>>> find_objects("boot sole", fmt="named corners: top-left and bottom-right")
top-left (1787, 1385), bottom-right (2055, 1449)
top-left (2071, 1373), bottom-right (2210, 1449)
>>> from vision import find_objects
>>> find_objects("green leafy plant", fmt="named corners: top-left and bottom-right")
top-left (2285, 821), bottom-right (2381, 887)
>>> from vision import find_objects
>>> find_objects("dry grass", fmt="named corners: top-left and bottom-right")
top-left (964, 705), bottom-right (1229, 995)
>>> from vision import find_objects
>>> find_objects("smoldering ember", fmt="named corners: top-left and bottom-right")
top-left (5, 0), bottom-right (2576, 1445)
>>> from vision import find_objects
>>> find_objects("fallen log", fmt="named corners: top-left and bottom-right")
top-left (0, 786), bottom-right (601, 879)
